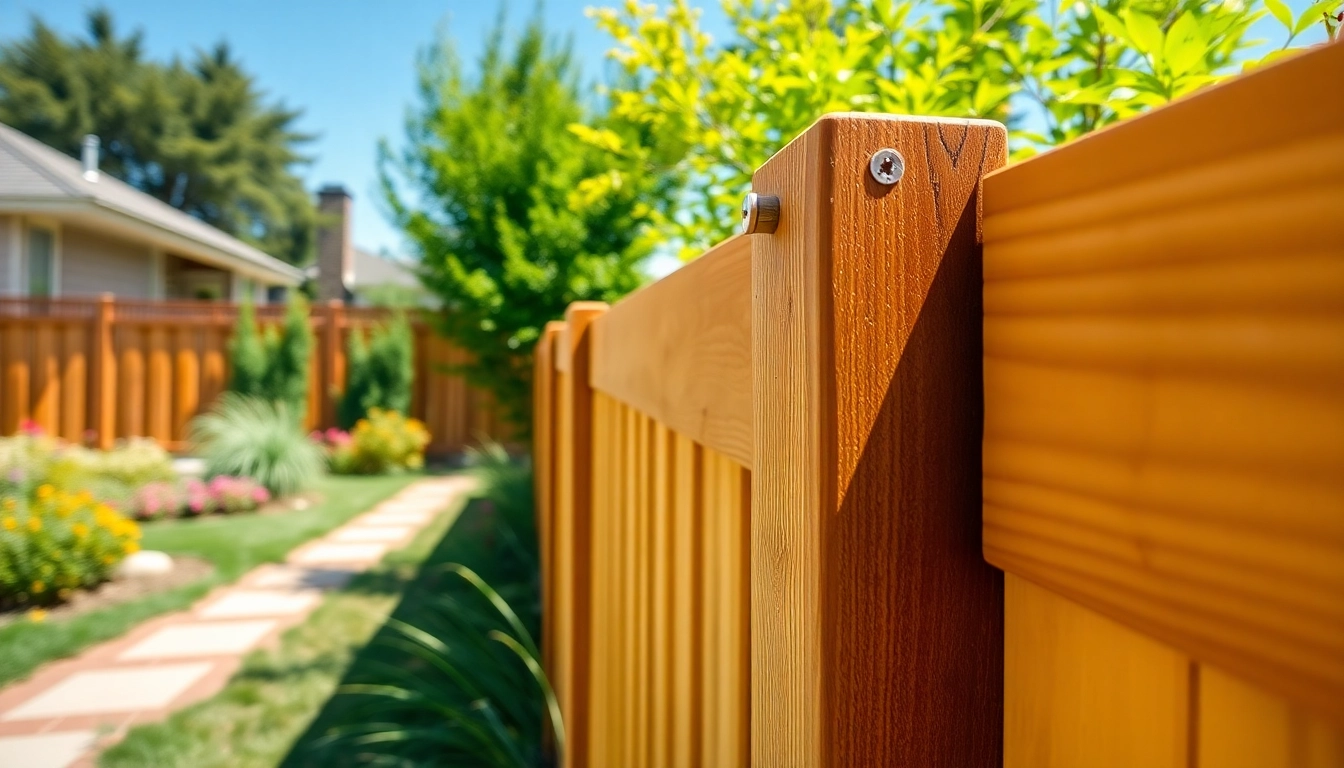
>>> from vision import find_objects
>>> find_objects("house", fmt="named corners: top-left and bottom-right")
top-left (312, 185), bottom-right (429, 306)
top-left (0, 124), bottom-right (303, 302)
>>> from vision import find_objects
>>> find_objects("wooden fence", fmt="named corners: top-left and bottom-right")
top-left (534, 42), bottom-right (1342, 767)
top-left (0, 296), bottom-right (507, 454)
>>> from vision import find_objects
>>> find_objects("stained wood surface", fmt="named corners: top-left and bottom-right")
top-left (583, 391), bottom-right (750, 768)
top-left (1006, 573), bottom-right (1344, 768)
top-left (591, 236), bottom-right (753, 468)
top-left (533, 320), bottom-right (562, 755)
top-left (751, 113), bottom-right (1007, 767)
top-left (982, 41), bottom-right (1344, 722)
top-left (0, 296), bottom-right (505, 453)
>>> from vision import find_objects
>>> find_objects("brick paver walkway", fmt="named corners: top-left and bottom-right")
top-left (0, 475), bottom-right (475, 768)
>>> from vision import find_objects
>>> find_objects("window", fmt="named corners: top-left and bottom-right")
top-left (27, 226), bottom-right (54, 297)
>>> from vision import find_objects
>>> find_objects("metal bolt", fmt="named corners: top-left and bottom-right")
top-left (741, 192), bottom-right (780, 235)
top-left (869, 148), bottom-right (905, 186)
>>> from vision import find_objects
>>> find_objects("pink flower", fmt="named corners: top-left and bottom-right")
top-left (19, 419), bottom-right (43, 436)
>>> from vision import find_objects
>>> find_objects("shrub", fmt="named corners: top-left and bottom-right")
top-left (0, 431), bottom-right (174, 508)
top-left (228, 298), bottom-right (269, 398)
top-left (189, 394), bottom-right (325, 497)
top-left (130, 475), bottom-right (270, 520)
top-left (329, 409), bottom-right (429, 475)
top-left (263, 294), bottom-right (314, 418)
top-left (227, 296), bottom-right (313, 418)
top-left (338, 314), bottom-right (414, 429)
top-left (207, 476), bottom-right (270, 514)
top-left (131, 481), bottom-right (184, 521)
top-left (0, 484), bottom-right (141, 608)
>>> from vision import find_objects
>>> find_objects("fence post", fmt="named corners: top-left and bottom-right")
top-left (553, 301), bottom-right (606, 767)
top-left (750, 115), bottom-right (1008, 766)
top-left (321, 299), bottom-right (344, 429)
top-left (91, 293), bottom-right (115, 450)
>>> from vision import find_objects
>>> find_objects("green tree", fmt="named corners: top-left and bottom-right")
top-left (0, 8), bottom-right (315, 264)
top-left (590, 0), bottom-right (1330, 255)
top-left (380, 16), bottom-right (661, 429)
top-left (338, 314), bottom-right (415, 428)
top-left (227, 299), bottom-right (268, 398)
top-left (263, 295), bottom-right (313, 418)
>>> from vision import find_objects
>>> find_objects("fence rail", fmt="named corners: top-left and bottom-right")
top-left (0, 295), bottom-right (506, 454)
top-left (535, 41), bottom-right (1342, 768)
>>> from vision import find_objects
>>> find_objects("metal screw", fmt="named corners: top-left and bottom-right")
top-left (741, 192), bottom-right (780, 235)
top-left (869, 148), bottom-right (905, 186)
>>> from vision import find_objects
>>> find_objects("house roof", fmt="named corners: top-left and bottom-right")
top-left (0, 122), bottom-right (304, 285)
top-left (350, 247), bottom-right (422, 291)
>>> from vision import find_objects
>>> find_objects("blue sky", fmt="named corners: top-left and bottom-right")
top-left (0, 1), bottom-right (1326, 265)
top-left (0, 0), bottom-right (731, 262)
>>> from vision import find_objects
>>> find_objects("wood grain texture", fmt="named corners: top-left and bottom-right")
top-left (574, 389), bottom-right (748, 767)
top-left (1005, 573), bottom-right (1192, 768)
top-left (590, 236), bottom-right (753, 468)
top-left (982, 41), bottom-right (1344, 722)
top-left (752, 113), bottom-right (1007, 767)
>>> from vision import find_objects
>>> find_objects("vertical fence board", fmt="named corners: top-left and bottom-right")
top-left (671, 434), bottom-right (703, 768)
top-left (172, 328), bottom-right (199, 442)
top-left (117, 328), bottom-right (144, 439)
top-left (60, 324), bottom-right (86, 441)
top-left (146, 326), bottom-right (171, 442)
top-left (2, 325), bottom-right (29, 433)
top-left (31, 324), bottom-right (57, 434)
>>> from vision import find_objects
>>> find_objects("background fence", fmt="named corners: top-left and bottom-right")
top-left (534, 42), bottom-right (1342, 767)
top-left (0, 296), bottom-right (508, 454)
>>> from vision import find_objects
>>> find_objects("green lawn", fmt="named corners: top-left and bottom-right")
top-left (99, 489), bottom-right (469, 768)
top-left (0, 473), bottom-right (420, 687)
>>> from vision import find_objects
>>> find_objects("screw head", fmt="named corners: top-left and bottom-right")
top-left (741, 192), bottom-right (780, 235)
top-left (869, 148), bottom-right (905, 186)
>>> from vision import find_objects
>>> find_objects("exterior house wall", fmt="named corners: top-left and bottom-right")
top-left (61, 225), bottom-right (153, 298)
top-left (0, 215), bottom-right (11, 295)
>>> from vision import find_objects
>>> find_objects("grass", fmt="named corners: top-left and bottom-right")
top-left (0, 473), bottom-right (420, 687)
top-left (99, 486), bottom-right (469, 768)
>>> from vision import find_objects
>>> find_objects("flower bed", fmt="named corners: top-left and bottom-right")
top-left (130, 476), bottom-right (270, 521)
top-left (0, 484), bottom-right (141, 608)
top-left (316, 409), bottom-right (430, 475)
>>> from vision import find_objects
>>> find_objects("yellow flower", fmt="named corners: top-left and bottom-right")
top-left (76, 490), bottom-right (93, 504)
top-left (71, 522), bottom-right (89, 538)
top-left (27, 517), bottom-right (41, 533)
top-left (2, 517), bottom-right (15, 531)
top-left (35, 484), bottom-right (53, 500)
top-left (102, 555), bottom-right (115, 565)
top-left (123, 541), bottom-right (140, 554)
top-left (27, 608), bottom-right (46, 623)
top-left (31, 580), bottom-right (45, 593)
top-left (2, 498), bottom-right (15, 511)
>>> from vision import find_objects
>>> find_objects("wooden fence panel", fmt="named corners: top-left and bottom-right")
top-left (0, 296), bottom-right (504, 453)
top-left (983, 41), bottom-right (1344, 764)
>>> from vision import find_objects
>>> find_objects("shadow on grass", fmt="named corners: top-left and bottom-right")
top-left (279, 495), bottom-right (542, 768)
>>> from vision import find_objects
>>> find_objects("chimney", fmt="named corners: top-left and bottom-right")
top-left (81, 135), bottom-right (100, 182)
top-left (316, 185), bottom-right (352, 302)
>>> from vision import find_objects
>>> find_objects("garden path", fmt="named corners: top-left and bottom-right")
top-left (0, 475), bottom-right (476, 768)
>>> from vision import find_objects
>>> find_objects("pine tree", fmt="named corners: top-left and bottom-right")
top-left (338, 328), bottom-right (372, 429)
top-left (264, 296), bottom-right (313, 418)
top-left (227, 300), bottom-right (267, 398)
top-left (368, 313), bottom-right (413, 416)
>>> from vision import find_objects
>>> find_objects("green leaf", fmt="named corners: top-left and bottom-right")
top-left (1295, 0), bottom-right (1337, 35)
top-left (1124, 10), bottom-right (1167, 68)
top-left (1263, 0), bottom-right (1294, 30)
top-left (1164, 13), bottom-right (1208, 77)
top-left (1092, 5), bottom-right (1129, 42)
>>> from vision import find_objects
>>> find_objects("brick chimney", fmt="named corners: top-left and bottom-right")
top-left (316, 185), bottom-right (352, 301)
